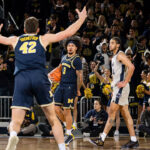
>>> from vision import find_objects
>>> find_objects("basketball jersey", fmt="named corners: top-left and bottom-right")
top-left (60, 54), bottom-right (82, 84)
top-left (14, 34), bottom-right (46, 75)
top-left (111, 51), bottom-right (126, 88)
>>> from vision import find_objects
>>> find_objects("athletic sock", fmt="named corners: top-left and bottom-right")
top-left (73, 122), bottom-right (77, 128)
top-left (100, 132), bottom-right (107, 141)
top-left (58, 143), bottom-right (66, 150)
top-left (10, 131), bottom-right (17, 137)
top-left (131, 136), bottom-right (137, 142)
top-left (66, 129), bottom-right (72, 135)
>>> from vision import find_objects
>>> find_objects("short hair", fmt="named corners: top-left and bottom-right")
top-left (24, 17), bottom-right (39, 33)
top-left (138, 35), bottom-right (146, 43)
top-left (64, 36), bottom-right (82, 51)
top-left (111, 36), bottom-right (121, 45)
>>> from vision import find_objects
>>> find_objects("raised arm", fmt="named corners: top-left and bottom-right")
top-left (0, 24), bottom-right (18, 48)
top-left (93, 63), bottom-right (105, 82)
top-left (117, 52), bottom-right (135, 88)
top-left (41, 7), bottom-right (87, 48)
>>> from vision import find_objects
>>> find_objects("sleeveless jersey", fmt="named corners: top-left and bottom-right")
top-left (14, 34), bottom-right (46, 75)
top-left (60, 54), bottom-right (82, 84)
top-left (111, 51), bottom-right (126, 87)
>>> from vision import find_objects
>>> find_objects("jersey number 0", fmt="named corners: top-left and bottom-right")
top-left (19, 41), bottom-right (37, 54)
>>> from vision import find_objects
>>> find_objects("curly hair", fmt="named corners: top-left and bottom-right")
top-left (64, 36), bottom-right (82, 53)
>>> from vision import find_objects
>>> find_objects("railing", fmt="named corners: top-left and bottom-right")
top-left (0, 96), bottom-right (12, 126)
top-left (79, 96), bottom-right (137, 123)
top-left (80, 96), bottom-right (101, 122)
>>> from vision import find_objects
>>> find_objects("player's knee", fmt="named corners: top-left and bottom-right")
top-left (108, 108), bottom-right (116, 117)
top-left (55, 106), bottom-right (61, 114)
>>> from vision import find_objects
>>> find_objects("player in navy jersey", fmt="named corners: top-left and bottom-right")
top-left (0, 6), bottom-right (87, 150)
top-left (54, 36), bottom-right (83, 145)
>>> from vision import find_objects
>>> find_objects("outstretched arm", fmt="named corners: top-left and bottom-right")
top-left (41, 7), bottom-right (87, 48)
top-left (0, 24), bottom-right (18, 48)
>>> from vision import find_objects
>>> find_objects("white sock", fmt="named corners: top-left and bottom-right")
top-left (10, 131), bottom-right (17, 137)
top-left (66, 129), bottom-right (72, 135)
top-left (73, 122), bottom-right (77, 128)
top-left (63, 122), bottom-right (66, 127)
top-left (131, 136), bottom-right (137, 142)
top-left (58, 143), bottom-right (66, 150)
top-left (100, 132), bottom-right (107, 141)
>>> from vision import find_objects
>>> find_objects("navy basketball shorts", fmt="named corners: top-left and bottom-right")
top-left (54, 84), bottom-right (77, 109)
top-left (12, 70), bottom-right (53, 110)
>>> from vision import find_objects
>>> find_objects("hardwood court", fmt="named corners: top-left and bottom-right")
top-left (0, 136), bottom-right (150, 150)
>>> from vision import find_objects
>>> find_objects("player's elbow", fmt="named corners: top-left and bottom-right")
top-left (131, 64), bottom-right (135, 71)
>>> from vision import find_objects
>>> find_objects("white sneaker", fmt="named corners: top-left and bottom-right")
top-left (5, 136), bottom-right (19, 150)
top-left (114, 130), bottom-right (119, 136)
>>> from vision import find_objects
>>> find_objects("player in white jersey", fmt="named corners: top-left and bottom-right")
top-left (89, 37), bottom-right (139, 149)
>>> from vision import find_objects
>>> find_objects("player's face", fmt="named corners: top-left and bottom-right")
top-left (109, 39), bottom-right (119, 51)
top-left (67, 43), bottom-right (77, 55)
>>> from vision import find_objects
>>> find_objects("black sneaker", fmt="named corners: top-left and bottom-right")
top-left (121, 140), bottom-right (139, 149)
top-left (65, 134), bottom-right (75, 146)
top-left (88, 137), bottom-right (104, 147)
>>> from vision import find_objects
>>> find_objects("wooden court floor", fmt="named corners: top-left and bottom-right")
top-left (0, 136), bottom-right (150, 150)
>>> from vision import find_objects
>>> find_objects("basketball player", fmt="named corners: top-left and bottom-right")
top-left (89, 37), bottom-right (139, 148)
top-left (54, 36), bottom-right (83, 145)
top-left (0, 6), bottom-right (87, 150)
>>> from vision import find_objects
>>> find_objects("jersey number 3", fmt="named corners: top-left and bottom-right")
top-left (19, 42), bottom-right (36, 54)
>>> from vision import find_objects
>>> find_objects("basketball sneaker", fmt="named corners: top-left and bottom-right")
top-left (5, 135), bottom-right (19, 150)
top-left (88, 137), bottom-right (104, 146)
top-left (121, 140), bottom-right (139, 149)
top-left (65, 134), bottom-right (75, 146)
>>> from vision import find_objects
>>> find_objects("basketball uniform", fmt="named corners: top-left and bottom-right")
top-left (54, 54), bottom-right (82, 109)
top-left (111, 51), bottom-right (129, 106)
top-left (12, 34), bottom-right (53, 110)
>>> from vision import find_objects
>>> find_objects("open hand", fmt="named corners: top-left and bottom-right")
top-left (75, 6), bottom-right (87, 20)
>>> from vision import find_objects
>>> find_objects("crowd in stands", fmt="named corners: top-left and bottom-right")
top-left (1, 0), bottom-right (150, 137)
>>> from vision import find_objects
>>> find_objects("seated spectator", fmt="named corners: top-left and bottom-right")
top-left (16, 108), bottom-right (38, 136)
top-left (38, 119), bottom-right (54, 137)
top-left (139, 100), bottom-right (150, 137)
top-left (81, 99), bottom-right (108, 137)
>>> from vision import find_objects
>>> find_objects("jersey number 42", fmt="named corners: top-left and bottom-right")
top-left (19, 41), bottom-right (36, 54)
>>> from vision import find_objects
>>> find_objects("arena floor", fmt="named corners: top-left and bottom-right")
top-left (0, 136), bottom-right (150, 150)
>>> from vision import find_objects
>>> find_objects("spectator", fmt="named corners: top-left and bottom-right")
top-left (81, 99), bottom-right (108, 137)
top-left (0, 54), bottom-right (9, 96)
top-left (135, 69), bottom-right (148, 134)
top-left (39, 119), bottom-right (54, 137)
top-left (8, 108), bottom-right (38, 136)
top-left (83, 19), bottom-right (97, 39)
top-left (95, 39), bottom-right (110, 70)
top-left (81, 34), bottom-right (95, 62)
top-left (87, 61), bottom-right (101, 96)
top-left (139, 100), bottom-right (150, 137)
top-left (124, 27), bottom-right (137, 50)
